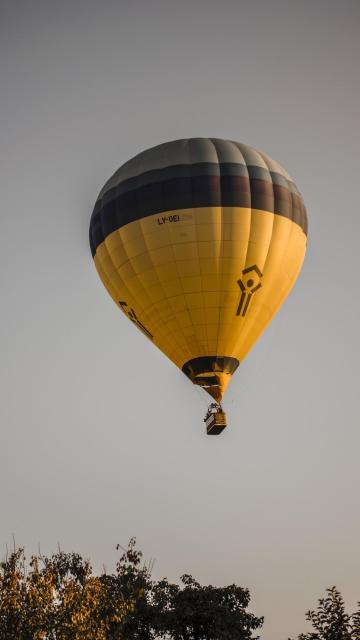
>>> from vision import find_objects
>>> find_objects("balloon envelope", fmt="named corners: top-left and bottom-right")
top-left (90, 138), bottom-right (307, 401)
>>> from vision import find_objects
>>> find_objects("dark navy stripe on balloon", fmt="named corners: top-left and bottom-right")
top-left (90, 172), bottom-right (307, 256)
top-left (93, 162), bottom-right (302, 214)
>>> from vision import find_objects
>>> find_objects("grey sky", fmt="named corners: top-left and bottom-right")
top-left (1, 1), bottom-right (359, 638)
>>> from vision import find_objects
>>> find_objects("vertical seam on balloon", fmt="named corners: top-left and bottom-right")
top-left (174, 139), bottom-right (198, 358)
top-left (145, 146), bottom-right (194, 363)
top-left (230, 141), bottom-right (254, 361)
top-left (188, 139), bottom-right (211, 357)
top-left (231, 149), bottom-right (278, 356)
top-left (260, 155), bottom-right (294, 295)
top-left (256, 151), bottom-right (276, 278)
top-left (210, 138), bottom-right (224, 364)
top-left (162, 140), bottom-right (195, 363)
top-left (221, 140), bottom-right (250, 358)
top-left (132, 155), bottom-right (185, 355)
top-left (233, 155), bottom-right (278, 356)
top-left (153, 138), bottom-right (204, 361)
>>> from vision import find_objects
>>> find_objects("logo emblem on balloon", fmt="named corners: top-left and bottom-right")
top-left (236, 265), bottom-right (263, 317)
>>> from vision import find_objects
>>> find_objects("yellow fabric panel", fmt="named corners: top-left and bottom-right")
top-left (93, 206), bottom-right (306, 397)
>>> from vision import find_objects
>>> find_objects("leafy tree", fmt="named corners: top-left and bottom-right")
top-left (0, 539), bottom-right (263, 639)
top-left (290, 587), bottom-right (360, 640)
top-left (106, 541), bottom-right (263, 639)
top-left (0, 543), bottom-right (137, 640)
top-left (151, 573), bottom-right (263, 640)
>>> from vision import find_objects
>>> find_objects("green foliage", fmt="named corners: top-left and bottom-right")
top-left (290, 587), bottom-right (360, 640)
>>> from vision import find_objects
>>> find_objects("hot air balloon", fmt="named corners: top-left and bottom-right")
top-left (89, 138), bottom-right (307, 434)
